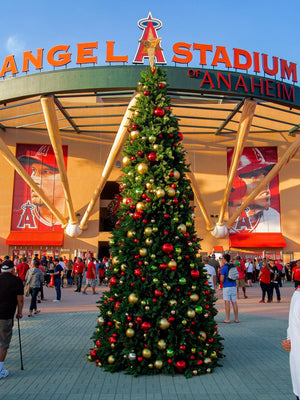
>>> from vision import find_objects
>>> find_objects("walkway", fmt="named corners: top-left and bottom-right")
top-left (0, 282), bottom-right (295, 400)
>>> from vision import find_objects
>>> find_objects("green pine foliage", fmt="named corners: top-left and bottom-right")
top-left (89, 66), bottom-right (224, 377)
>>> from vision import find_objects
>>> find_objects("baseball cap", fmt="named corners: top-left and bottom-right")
top-left (18, 145), bottom-right (59, 171)
top-left (1, 259), bottom-right (14, 271)
top-left (237, 148), bottom-right (274, 178)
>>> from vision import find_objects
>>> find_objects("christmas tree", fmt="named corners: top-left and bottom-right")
top-left (89, 65), bottom-right (224, 377)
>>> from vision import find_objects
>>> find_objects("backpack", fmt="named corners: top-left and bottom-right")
top-left (227, 263), bottom-right (239, 281)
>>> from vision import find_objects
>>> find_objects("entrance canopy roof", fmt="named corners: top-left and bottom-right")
top-left (0, 66), bottom-right (299, 136)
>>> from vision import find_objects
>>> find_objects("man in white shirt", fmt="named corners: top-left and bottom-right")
top-left (203, 256), bottom-right (217, 290)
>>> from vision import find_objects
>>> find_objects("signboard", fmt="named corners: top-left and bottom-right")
top-left (11, 144), bottom-right (68, 232)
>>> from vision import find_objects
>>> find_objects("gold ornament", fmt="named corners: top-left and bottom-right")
top-left (177, 224), bottom-right (187, 234)
top-left (130, 130), bottom-right (140, 140)
top-left (159, 318), bottom-right (170, 330)
top-left (168, 259), bottom-right (177, 268)
top-left (136, 202), bottom-right (145, 211)
top-left (127, 230), bottom-right (136, 238)
top-left (193, 370), bottom-right (198, 376)
top-left (128, 293), bottom-right (139, 304)
top-left (97, 362), bottom-right (102, 367)
top-left (145, 306), bottom-right (150, 311)
top-left (157, 339), bottom-right (167, 350)
top-left (198, 331), bottom-right (207, 342)
top-left (156, 188), bottom-right (165, 198)
top-left (97, 317), bottom-right (105, 326)
top-left (166, 187), bottom-right (176, 197)
top-left (145, 238), bottom-right (153, 246)
top-left (126, 328), bottom-right (135, 338)
top-left (154, 360), bottom-right (163, 369)
top-left (115, 321), bottom-right (121, 329)
top-left (173, 170), bottom-right (180, 180)
top-left (139, 37), bottom-right (162, 69)
top-left (146, 182), bottom-right (152, 189)
top-left (187, 309), bottom-right (196, 318)
top-left (142, 348), bottom-right (152, 359)
top-left (144, 227), bottom-right (153, 236)
top-left (137, 163), bottom-right (149, 175)
top-left (121, 264), bottom-right (127, 271)
top-left (190, 293), bottom-right (199, 302)
top-left (139, 247), bottom-right (148, 257)
top-left (122, 156), bottom-right (131, 166)
top-left (169, 299), bottom-right (177, 307)
top-left (112, 256), bottom-right (119, 266)
top-left (108, 355), bottom-right (115, 364)
top-left (149, 135), bottom-right (156, 143)
top-left (204, 357), bottom-right (212, 364)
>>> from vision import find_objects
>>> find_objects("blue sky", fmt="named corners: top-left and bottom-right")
top-left (1, 0), bottom-right (299, 77)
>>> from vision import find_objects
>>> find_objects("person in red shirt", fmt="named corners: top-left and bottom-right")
top-left (258, 261), bottom-right (271, 303)
top-left (292, 260), bottom-right (300, 289)
top-left (235, 257), bottom-right (248, 299)
top-left (15, 257), bottom-right (30, 285)
top-left (72, 257), bottom-right (85, 293)
top-left (82, 257), bottom-right (97, 295)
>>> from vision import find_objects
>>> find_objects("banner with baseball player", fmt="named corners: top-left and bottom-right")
top-left (11, 144), bottom-right (68, 232)
top-left (227, 147), bottom-right (281, 235)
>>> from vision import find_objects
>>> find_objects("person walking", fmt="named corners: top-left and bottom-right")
top-left (82, 257), bottom-right (98, 295)
top-left (220, 253), bottom-right (239, 323)
top-left (0, 261), bottom-right (24, 379)
top-left (66, 259), bottom-right (73, 287)
top-left (15, 257), bottom-right (30, 286)
top-left (245, 259), bottom-right (254, 287)
top-left (269, 260), bottom-right (281, 302)
top-left (98, 259), bottom-right (106, 286)
top-left (282, 285), bottom-right (300, 400)
top-left (258, 261), bottom-right (272, 303)
top-left (72, 257), bottom-right (85, 292)
top-left (25, 259), bottom-right (44, 317)
top-left (235, 257), bottom-right (248, 299)
top-left (52, 258), bottom-right (63, 302)
top-left (292, 260), bottom-right (300, 289)
top-left (202, 256), bottom-right (217, 290)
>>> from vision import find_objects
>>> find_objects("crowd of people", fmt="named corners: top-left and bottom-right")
top-left (0, 254), bottom-right (110, 316)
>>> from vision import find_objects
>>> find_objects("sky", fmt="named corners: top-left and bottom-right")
top-left (0, 0), bottom-right (300, 79)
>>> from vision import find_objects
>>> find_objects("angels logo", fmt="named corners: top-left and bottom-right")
top-left (17, 201), bottom-right (37, 229)
top-left (133, 12), bottom-right (167, 65)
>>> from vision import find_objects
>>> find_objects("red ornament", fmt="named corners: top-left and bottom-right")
top-left (90, 349), bottom-right (97, 359)
top-left (142, 219), bottom-right (148, 224)
top-left (167, 359), bottom-right (173, 364)
top-left (131, 156), bottom-right (136, 161)
top-left (162, 243), bottom-right (173, 254)
top-left (154, 107), bottom-right (165, 117)
top-left (147, 152), bottom-right (157, 162)
top-left (175, 360), bottom-right (186, 373)
top-left (154, 289), bottom-right (163, 297)
top-left (109, 277), bottom-right (117, 286)
top-left (134, 268), bottom-right (142, 277)
top-left (144, 90), bottom-right (150, 96)
top-left (136, 317), bottom-right (142, 324)
top-left (159, 263), bottom-right (167, 269)
top-left (178, 132), bottom-right (183, 140)
top-left (141, 322), bottom-right (151, 331)
top-left (108, 336), bottom-right (116, 344)
top-left (133, 212), bottom-right (142, 220)
top-left (191, 270), bottom-right (200, 279)
top-left (95, 340), bottom-right (101, 348)
top-left (180, 345), bottom-right (186, 351)
top-left (137, 150), bottom-right (143, 156)
top-left (164, 214), bottom-right (170, 219)
top-left (151, 68), bottom-right (156, 73)
top-left (158, 82), bottom-right (165, 88)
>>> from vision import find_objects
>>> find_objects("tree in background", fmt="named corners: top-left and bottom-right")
top-left (89, 65), bottom-right (224, 377)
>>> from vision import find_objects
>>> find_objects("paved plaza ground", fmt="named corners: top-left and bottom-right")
top-left (0, 281), bottom-right (296, 400)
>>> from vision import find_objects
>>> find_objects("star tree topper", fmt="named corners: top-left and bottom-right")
top-left (139, 37), bottom-right (163, 69)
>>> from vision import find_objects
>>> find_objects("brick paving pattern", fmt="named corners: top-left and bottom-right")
top-left (0, 282), bottom-right (295, 400)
